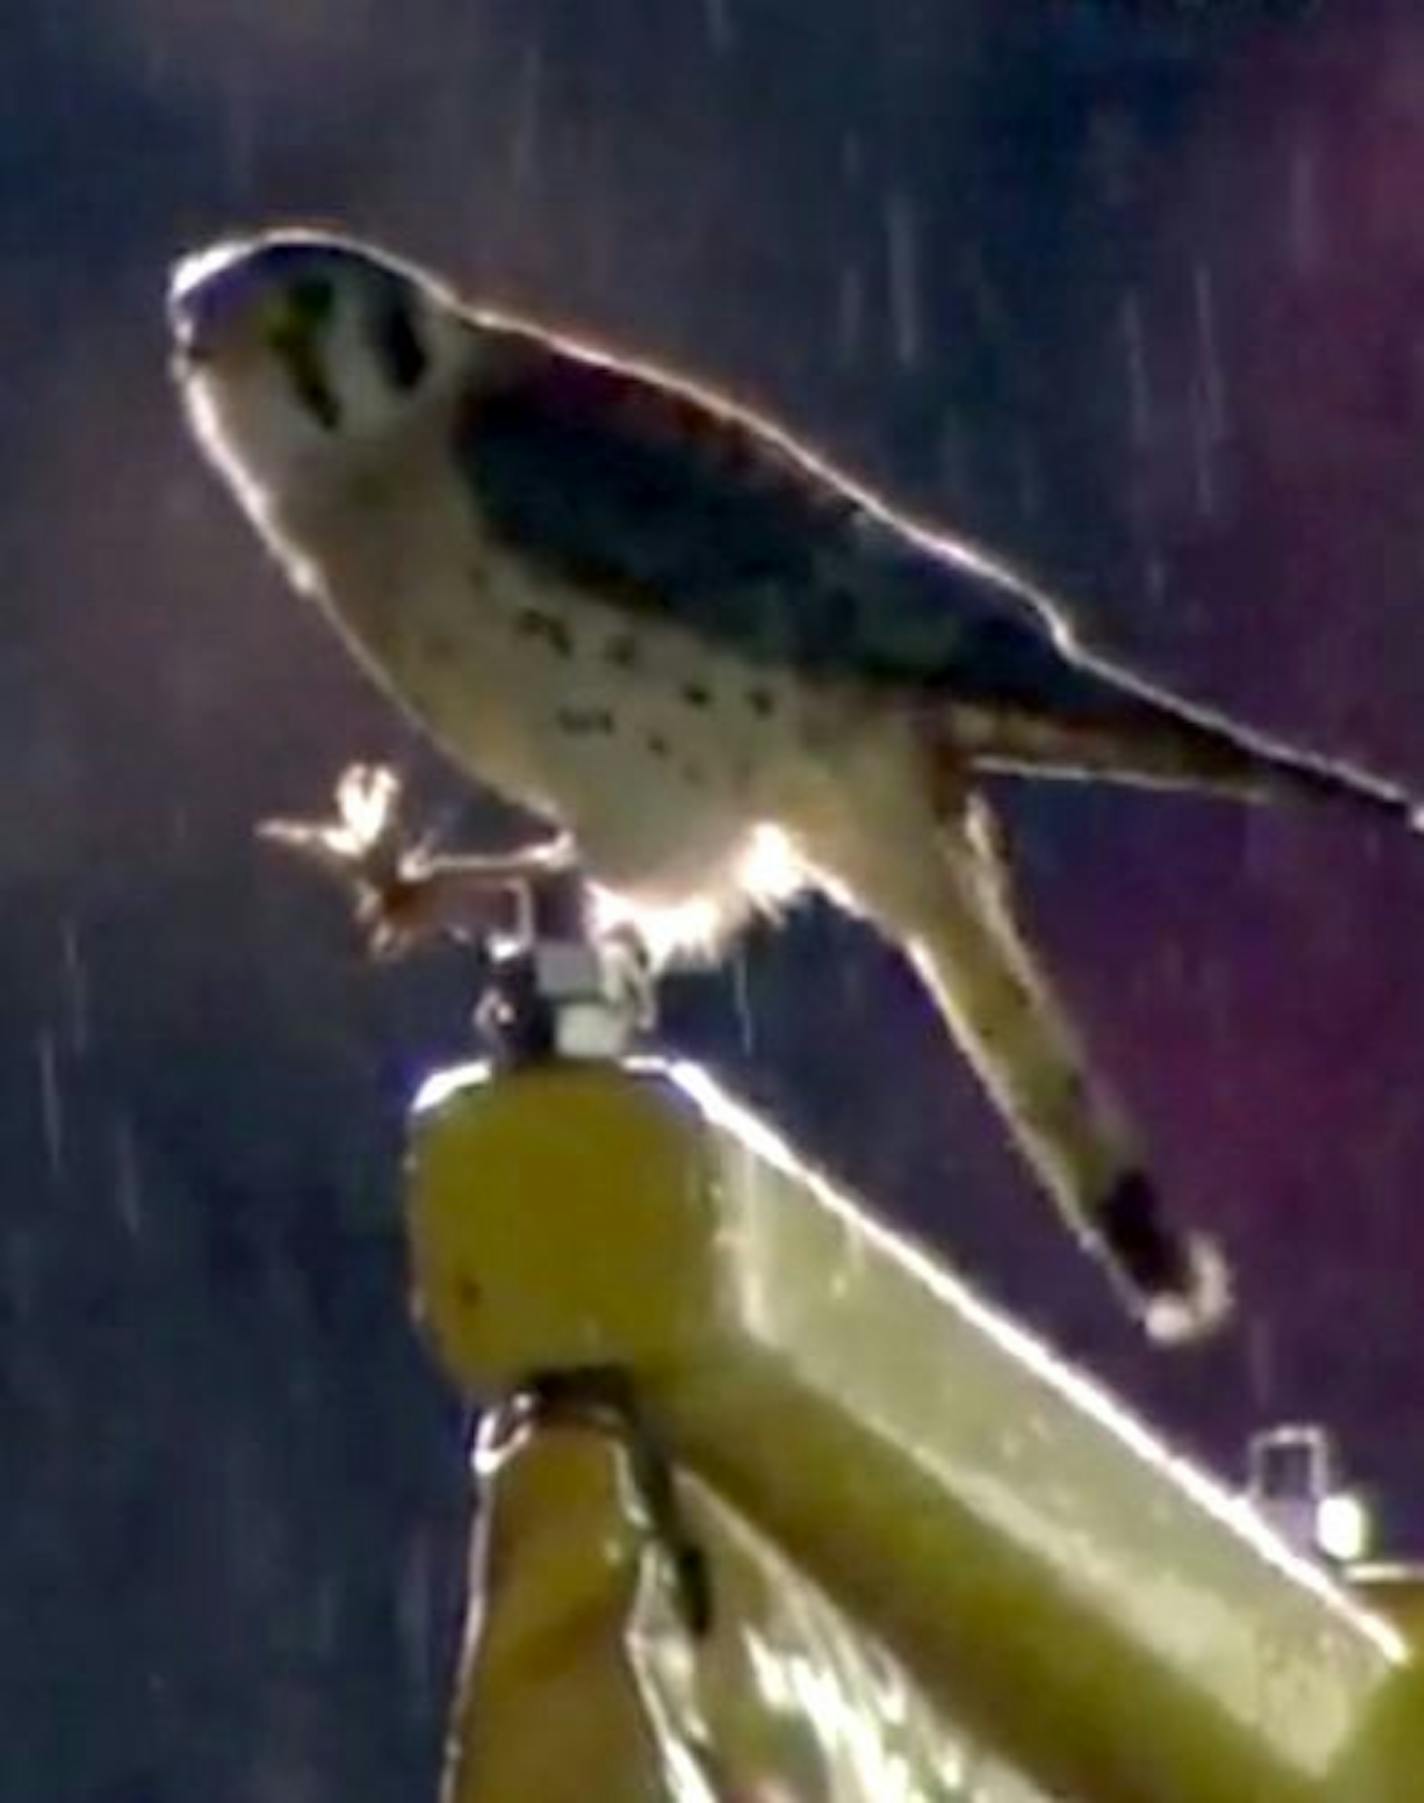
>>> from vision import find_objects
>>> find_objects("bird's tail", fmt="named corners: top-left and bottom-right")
top-left (889, 801), bottom-right (1231, 1340)
top-left (957, 654), bottom-right (1422, 831)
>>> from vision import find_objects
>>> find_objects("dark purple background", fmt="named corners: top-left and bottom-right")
top-left (5, 3), bottom-right (1424, 1797)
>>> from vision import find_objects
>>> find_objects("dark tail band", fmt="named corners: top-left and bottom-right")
top-left (1097, 1171), bottom-right (1232, 1343)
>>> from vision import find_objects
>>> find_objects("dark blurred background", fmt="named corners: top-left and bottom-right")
top-left (5, 2), bottom-right (1424, 1796)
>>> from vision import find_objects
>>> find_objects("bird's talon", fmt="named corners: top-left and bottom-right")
top-left (260, 763), bottom-right (577, 959)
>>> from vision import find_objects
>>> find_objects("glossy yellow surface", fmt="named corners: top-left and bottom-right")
top-left (442, 1430), bottom-right (665, 1803)
top-left (1351, 1566), bottom-right (1424, 1648)
top-left (448, 1422), bottom-right (1058, 1803)
top-left (408, 1058), bottom-right (1424, 1801)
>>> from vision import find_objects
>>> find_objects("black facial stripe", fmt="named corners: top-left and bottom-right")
top-left (278, 334), bottom-right (341, 430)
top-left (289, 278), bottom-right (335, 327)
top-left (370, 293), bottom-right (429, 392)
top-left (267, 280), bottom-right (341, 430)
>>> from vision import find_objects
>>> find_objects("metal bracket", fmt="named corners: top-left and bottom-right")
top-left (476, 1365), bottom-right (713, 1639)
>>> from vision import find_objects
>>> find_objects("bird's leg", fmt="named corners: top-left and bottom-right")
top-left (360, 840), bottom-right (577, 957)
top-left (259, 762), bottom-right (577, 957)
top-left (261, 765), bottom-right (660, 1062)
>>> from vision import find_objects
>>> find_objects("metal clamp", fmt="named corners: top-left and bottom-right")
top-left (476, 1365), bottom-right (712, 1639)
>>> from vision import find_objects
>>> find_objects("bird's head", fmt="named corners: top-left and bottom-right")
top-left (169, 230), bottom-right (471, 517)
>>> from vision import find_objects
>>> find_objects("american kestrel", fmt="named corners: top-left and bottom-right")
top-left (168, 229), bottom-right (1422, 1341)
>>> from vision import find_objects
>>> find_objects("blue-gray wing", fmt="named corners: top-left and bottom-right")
top-left (450, 330), bottom-right (1421, 818)
top-left (454, 332), bottom-right (1123, 716)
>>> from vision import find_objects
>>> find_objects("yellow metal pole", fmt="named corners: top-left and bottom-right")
top-left (447, 1417), bottom-right (1078, 1801)
top-left (407, 1057), bottom-right (1424, 1802)
top-left (441, 1427), bottom-right (667, 1803)
top-left (1351, 1566), bottom-right (1424, 1647)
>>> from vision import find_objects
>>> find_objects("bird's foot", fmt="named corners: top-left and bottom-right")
top-left (259, 763), bottom-right (576, 958)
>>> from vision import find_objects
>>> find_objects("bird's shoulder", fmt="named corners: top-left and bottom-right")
top-left (458, 320), bottom-right (853, 542)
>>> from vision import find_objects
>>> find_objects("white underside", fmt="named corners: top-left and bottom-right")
top-left (238, 434), bottom-right (842, 961)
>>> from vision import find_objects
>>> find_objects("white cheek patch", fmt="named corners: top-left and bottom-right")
top-left (179, 369), bottom-right (324, 590)
top-left (182, 375), bottom-right (277, 518)
top-left (326, 301), bottom-right (410, 429)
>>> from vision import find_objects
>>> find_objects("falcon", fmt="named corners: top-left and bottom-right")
top-left (168, 228), bottom-right (1422, 1340)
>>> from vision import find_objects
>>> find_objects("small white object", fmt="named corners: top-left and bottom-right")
top-left (1245, 1423), bottom-right (1374, 1566)
top-left (1315, 1492), bottom-right (1373, 1565)
top-left (555, 1000), bottom-right (634, 1061)
top-left (534, 941), bottom-right (605, 999)
top-left (529, 936), bottom-right (649, 1060)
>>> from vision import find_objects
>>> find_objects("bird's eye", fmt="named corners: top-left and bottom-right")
top-left (370, 293), bottom-right (429, 393)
